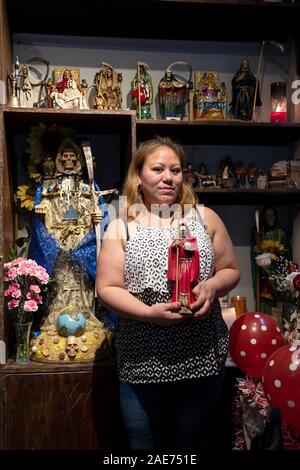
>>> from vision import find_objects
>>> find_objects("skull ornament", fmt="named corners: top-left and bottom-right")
top-left (66, 336), bottom-right (79, 357)
top-left (61, 151), bottom-right (77, 170)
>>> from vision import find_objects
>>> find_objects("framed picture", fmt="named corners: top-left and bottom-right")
top-left (53, 67), bottom-right (80, 85)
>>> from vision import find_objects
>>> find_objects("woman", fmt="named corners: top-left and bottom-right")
top-left (96, 136), bottom-right (240, 449)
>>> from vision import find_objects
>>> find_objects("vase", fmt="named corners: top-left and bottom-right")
top-left (14, 321), bottom-right (33, 365)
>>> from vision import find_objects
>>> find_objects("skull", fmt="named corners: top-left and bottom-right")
top-left (65, 336), bottom-right (79, 357)
top-left (61, 151), bottom-right (77, 170)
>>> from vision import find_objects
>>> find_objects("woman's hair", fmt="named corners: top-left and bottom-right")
top-left (122, 136), bottom-right (198, 220)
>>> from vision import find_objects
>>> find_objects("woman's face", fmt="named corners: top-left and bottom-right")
top-left (138, 146), bottom-right (183, 207)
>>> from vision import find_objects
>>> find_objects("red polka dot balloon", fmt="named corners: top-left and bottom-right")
top-left (229, 312), bottom-right (285, 378)
top-left (263, 343), bottom-right (300, 431)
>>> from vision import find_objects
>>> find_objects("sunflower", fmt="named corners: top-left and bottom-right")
top-left (16, 185), bottom-right (35, 211)
top-left (259, 239), bottom-right (285, 260)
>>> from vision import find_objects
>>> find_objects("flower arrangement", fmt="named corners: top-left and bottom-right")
top-left (262, 255), bottom-right (300, 308)
top-left (4, 257), bottom-right (49, 324)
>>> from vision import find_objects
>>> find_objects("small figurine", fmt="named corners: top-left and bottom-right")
top-left (167, 223), bottom-right (199, 314)
top-left (193, 71), bottom-right (226, 120)
top-left (183, 162), bottom-right (196, 187)
top-left (230, 59), bottom-right (262, 121)
top-left (94, 62), bottom-right (122, 111)
top-left (8, 56), bottom-right (21, 107)
top-left (48, 68), bottom-right (88, 110)
top-left (235, 160), bottom-right (246, 187)
top-left (158, 61), bottom-right (192, 120)
top-left (130, 62), bottom-right (153, 119)
top-left (247, 162), bottom-right (258, 187)
top-left (195, 162), bottom-right (209, 188)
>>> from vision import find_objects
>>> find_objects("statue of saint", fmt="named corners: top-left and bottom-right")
top-left (194, 71), bottom-right (226, 120)
top-left (130, 62), bottom-right (153, 119)
top-left (29, 138), bottom-right (115, 362)
top-left (48, 68), bottom-right (88, 109)
top-left (167, 223), bottom-right (199, 313)
top-left (158, 64), bottom-right (191, 120)
top-left (94, 62), bottom-right (123, 111)
top-left (230, 59), bottom-right (262, 121)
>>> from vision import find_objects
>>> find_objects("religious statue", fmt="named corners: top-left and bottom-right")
top-left (193, 71), bottom-right (227, 120)
top-left (28, 138), bottom-right (117, 362)
top-left (130, 62), bottom-right (153, 119)
top-left (158, 61), bottom-right (192, 120)
top-left (94, 62), bottom-right (123, 111)
top-left (8, 56), bottom-right (49, 108)
top-left (230, 59), bottom-right (262, 121)
top-left (167, 223), bottom-right (199, 314)
top-left (47, 68), bottom-right (89, 109)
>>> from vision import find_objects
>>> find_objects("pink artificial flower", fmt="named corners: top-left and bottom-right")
top-left (7, 299), bottom-right (20, 310)
top-left (4, 268), bottom-right (18, 280)
top-left (26, 292), bottom-right (42, 303)
top-left (30, 285), bottom-right (41, 293)
top-left (23, 300), bottom-right (39, 312)
top-left (10, 288), bottom-right (22, 299)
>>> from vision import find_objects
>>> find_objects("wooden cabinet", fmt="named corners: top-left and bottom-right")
top-left (3, 359), bottom-right (124, 450)
top-left (1, 0), bottom-right (300, 450)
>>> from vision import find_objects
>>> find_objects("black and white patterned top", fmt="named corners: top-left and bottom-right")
top-left (116, 217), bottom-right (228, 384)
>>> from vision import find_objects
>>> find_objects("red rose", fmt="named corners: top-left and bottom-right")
top-left (292, 274), bottom-right (300, 291)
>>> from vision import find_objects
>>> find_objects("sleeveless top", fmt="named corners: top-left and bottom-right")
top-left (116, 217), bottom-right (228, 384)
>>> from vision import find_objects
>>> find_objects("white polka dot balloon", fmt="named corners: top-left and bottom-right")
top-left (263, 343), bottom-right (300, 431)
top-left (229, 312), bottom-right (285, 378)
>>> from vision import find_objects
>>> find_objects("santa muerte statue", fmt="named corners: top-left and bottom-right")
top-left (167, 223), bottom-right (199, 314)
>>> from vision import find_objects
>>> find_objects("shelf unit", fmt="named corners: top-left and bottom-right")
top-left (1, 0), bottom-right (300, 450)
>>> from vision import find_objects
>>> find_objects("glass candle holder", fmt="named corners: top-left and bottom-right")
top-left (270, 82), bottom-right (287, 123)
top-left (231, 296), bottom-right (247, 318)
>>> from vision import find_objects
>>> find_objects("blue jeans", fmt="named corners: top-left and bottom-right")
top-left (119, 370), bottom-right (225, 450)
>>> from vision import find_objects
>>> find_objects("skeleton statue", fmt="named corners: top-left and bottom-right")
top-left (29, 138), bottom-right (117, 362)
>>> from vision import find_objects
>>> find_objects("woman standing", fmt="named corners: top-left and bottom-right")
top-left (97, 136), bottom-right (240, 449)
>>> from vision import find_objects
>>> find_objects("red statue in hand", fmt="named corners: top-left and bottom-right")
top-left (167, 223), bottom-right (199, 313)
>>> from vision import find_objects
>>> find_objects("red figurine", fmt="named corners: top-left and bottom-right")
top-left (167, 223), bottom-right (199, 313)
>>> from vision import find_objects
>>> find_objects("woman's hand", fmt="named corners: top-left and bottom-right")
top-left (147, 302), bottom-right (187, 326)
top-left (190, 281), bottom-right (216, 318)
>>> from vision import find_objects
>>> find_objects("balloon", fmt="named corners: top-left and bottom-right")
top-left (263, 343), bottom-right (300, 431)
top-left (229, 311), bottom-right (285, 378)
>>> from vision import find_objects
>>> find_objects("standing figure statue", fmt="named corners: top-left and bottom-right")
top-left (167, 223), bottom-right (199, 313)
top-left (158, 62), bottom-right (192, 120)
top-left (230, 59), bottom-right (262, 121)
top-left (130, 62), bottom-right (153, 119)
top-left (94, 62), bottom-right (123, 111)
top-left (194, 71), bottom-right (226, 120)
top-left (28, 138), bottom-right (116, 362)
top-left (47, 68), bottom-right (88, 109)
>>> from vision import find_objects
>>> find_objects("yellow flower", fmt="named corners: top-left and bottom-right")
top-left (29, 172), bottom-right (41, 182)
top-left (16, 185), bottom-right (35, 211)
top-left (259, 239), bottom-right (285, 260)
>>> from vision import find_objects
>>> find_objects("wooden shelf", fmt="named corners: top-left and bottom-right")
top-left (136, 119), bottom-right (300, 146)
top-left (3, 356), bottom-right (117, 375)
top-left (195, 187), bottom-right (300, 205)
top-left (2, 107), bottom-right (135, 134)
